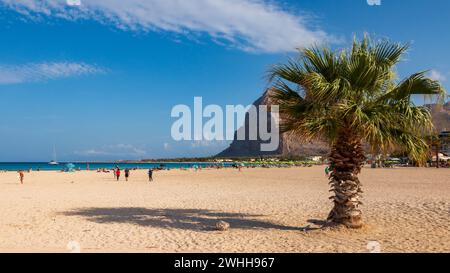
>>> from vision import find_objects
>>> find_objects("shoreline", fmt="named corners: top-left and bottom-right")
top-left (1, 166), bottom-right (449, 252)
top-left (2, 164), bottom-right (448, 172)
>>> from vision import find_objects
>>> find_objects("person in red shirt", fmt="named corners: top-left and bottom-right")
top-left (116, 168), bottom-right (121, 181)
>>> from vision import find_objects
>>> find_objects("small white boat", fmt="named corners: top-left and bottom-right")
top-left (49, 160), bottom-right (59, 165)
top-left (49, 145), bottom-right (59, 165)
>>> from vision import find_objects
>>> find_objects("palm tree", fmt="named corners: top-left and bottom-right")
top-left (269, 36), bottom-right (446, 228)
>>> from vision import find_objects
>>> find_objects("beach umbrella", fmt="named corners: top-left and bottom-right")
top-left (65, 163), bottom-right (76, 172)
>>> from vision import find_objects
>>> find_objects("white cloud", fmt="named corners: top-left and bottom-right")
top-left (429, 70), bottom-right (447, 82)
top-left (163, 142), bottom-right (170, 150)
top-left (0, 0), bottom-right (331, 52)
top-left (74, 144), bottom-right (147, 158)
top-left (74, 149), bottom-right (109, 156)
top-left (113, 144), bottom-right (147, 155)
top-left (0, 62), bottom-right (104, 84)
top-left (66, 0), bottom-right (81, 6)
top-left (190, 140), bottom-right (230, 148)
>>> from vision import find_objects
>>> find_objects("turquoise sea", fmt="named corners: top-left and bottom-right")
top-left (0, 162), bottom-right (236, 171)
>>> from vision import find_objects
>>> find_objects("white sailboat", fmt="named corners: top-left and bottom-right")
top-left (49, 145), bottom-right (59, 165)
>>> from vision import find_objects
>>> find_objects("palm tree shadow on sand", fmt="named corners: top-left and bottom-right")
top-left (61, 208), bottom-right (323, 232)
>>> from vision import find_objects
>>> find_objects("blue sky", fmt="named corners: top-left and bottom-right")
top-left (0, 0), bottom-right (449, 161)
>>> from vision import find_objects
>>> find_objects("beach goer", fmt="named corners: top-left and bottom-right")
top-left (116, 168), bottom-right (121, 181)
top-left (125, 168), bottom-right (130, 181)
top-left (18, 170), bottom-right (24, 184)
top-left (325, 164), bottom-right (334, 178)
top-left (148, 169), bottom-right (153, 182)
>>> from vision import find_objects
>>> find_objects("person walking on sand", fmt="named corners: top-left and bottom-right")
top-left (18, 170), bottom-right (24, 184)
top-left (325, 163), bottom-right (334, 178)
top-left (148, 168), bottom-right (153, 182)
top-left (116, 168), bottom-right (121, 181)
top-left (124, 168), bottom-right (130, 181)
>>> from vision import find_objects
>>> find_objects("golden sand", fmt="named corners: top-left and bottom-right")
top-left (0, 167), bottom-right (449, 253)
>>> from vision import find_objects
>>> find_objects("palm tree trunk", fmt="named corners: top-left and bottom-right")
top-left (327, 130), bottom-right (365, 228)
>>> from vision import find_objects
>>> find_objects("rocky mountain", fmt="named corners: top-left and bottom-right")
top-left (217, 91), bottom-right (450, 158)
top-left (426, 101), bottom-right (450, 133)
top-left (217, 89), bottom-right (328, 158)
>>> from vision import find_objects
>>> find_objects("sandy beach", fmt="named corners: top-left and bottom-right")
top-left (0, 166), bottom-right (449, 253)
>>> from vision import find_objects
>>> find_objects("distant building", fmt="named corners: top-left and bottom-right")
top-left (439, 131), bottom-right (450, 155)
top-left (308, 156), bottom-right (323, 162)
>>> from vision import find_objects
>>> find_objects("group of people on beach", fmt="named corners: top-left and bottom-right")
top-left (112, 166), bottom-right (153, 182)
top-left (16, 167), bottom-right (154, 185)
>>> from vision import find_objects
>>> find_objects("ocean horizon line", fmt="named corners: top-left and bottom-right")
top-left (0, 161), bottom-right (238, 172)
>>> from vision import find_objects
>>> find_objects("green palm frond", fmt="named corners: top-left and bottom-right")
top-left (372, 39), bottom-right (409, 68)
top-left (268, 58), bottom-right (306, 85)
top-left (377, 71), bottom-right (445, 102)
top-left (269, 36), bottom-right (447, 163)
